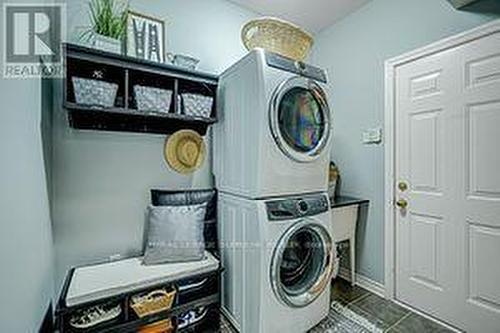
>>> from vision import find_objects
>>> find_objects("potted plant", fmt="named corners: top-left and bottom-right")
top-left (83, 0), bottom-right (128, 54)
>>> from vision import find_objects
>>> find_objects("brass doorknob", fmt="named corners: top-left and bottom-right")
top-left (398, 181), bottom-right (408, 192)
top-left (396, 199), bottom-right (408, 209)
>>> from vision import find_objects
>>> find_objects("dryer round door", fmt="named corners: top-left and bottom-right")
top-left (270, 76), bottom-right (331, 163)
top-left (270, 219), bottom-right (334, 308)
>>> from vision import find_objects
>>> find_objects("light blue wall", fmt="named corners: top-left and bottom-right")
top-left (313, 0), bottom-right (499, 283)
top-left (0, 1), bottom-right (55, 329)
top-left (66, 0), bottom-right (254, 73)
top-left (52, 0), bottom-right (256, 291)
top-left (0, 79), bottom-right (55, 333)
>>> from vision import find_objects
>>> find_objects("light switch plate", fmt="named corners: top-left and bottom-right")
top-left (362, 127), bottom-right (382, 144)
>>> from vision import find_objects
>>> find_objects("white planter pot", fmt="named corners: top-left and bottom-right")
top-left (92, 34), bottom-right (122, 54)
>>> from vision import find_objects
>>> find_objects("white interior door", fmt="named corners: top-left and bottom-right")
top-left (395, 31), bottom-right (500, 332)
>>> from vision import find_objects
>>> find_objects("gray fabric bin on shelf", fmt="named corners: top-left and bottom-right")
top-left (182, 93), bottom-right (213, 118)
top-left (72, 77), bottom-right (118, 108)
top-left (134, 85), bottom-right (173, 113)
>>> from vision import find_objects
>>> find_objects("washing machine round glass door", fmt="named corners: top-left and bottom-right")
top-left (270, 219), bottom-right (334, 308)
top-left (270, 76), bottom-right (331, 162)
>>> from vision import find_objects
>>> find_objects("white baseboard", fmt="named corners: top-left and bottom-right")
top-left (337, 267), bottom-right (386, 298)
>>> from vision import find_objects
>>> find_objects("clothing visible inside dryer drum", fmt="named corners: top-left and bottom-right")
top-left (278, 87), bottom-right (325, 152)
top-left (280, 228), bottom-right (325, 295)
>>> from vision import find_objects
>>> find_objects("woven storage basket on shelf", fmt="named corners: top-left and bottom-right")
top-left (130, 288), bottom-right (176, 318)
top-left (241, 17), bottom-right (313, 61)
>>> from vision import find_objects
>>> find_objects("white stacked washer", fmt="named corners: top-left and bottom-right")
top-left (214, 49), bottom-right (335, 332)
top-left (218, 193), bottom-right (334, 333)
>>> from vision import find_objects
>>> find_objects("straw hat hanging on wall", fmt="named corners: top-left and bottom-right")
top-left (164, 130), bottom-right (206, 174)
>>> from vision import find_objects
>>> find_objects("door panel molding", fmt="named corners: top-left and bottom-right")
top-left (467, 101), bottom-right (500, 197)
top-left (467, 224), bottom-right (500, 312)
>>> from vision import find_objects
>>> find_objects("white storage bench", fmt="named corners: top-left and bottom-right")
top-left (56, 251), bottom-right (221, 332)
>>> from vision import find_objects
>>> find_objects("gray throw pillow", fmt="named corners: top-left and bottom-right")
top-left (143, 203), bottom-right (207, 265)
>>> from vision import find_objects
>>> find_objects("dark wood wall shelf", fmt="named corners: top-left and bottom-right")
top-left (63, 43), bottom-right (219, 136)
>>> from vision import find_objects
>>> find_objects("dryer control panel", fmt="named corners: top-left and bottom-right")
top-left (265, 194), bottom-right (329, 221)
top-left (265, 51), bottom-right (328, 83)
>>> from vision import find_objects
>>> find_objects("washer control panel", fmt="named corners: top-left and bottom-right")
top-left (266, 194), bottom-right (329, 221)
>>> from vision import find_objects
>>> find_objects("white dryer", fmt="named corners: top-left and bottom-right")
top-left (214, 49), bottom-right (332, 199)
top-left (218, 192), bottom-right (335, 333)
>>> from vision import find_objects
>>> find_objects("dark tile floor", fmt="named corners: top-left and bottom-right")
top-left (221, 278), bottom-right (455, 333)
top-left (330, 278), bottom-right (454, 332)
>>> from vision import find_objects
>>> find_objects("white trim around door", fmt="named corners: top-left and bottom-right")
top-left (384, 19), bottom-right (500, 300)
